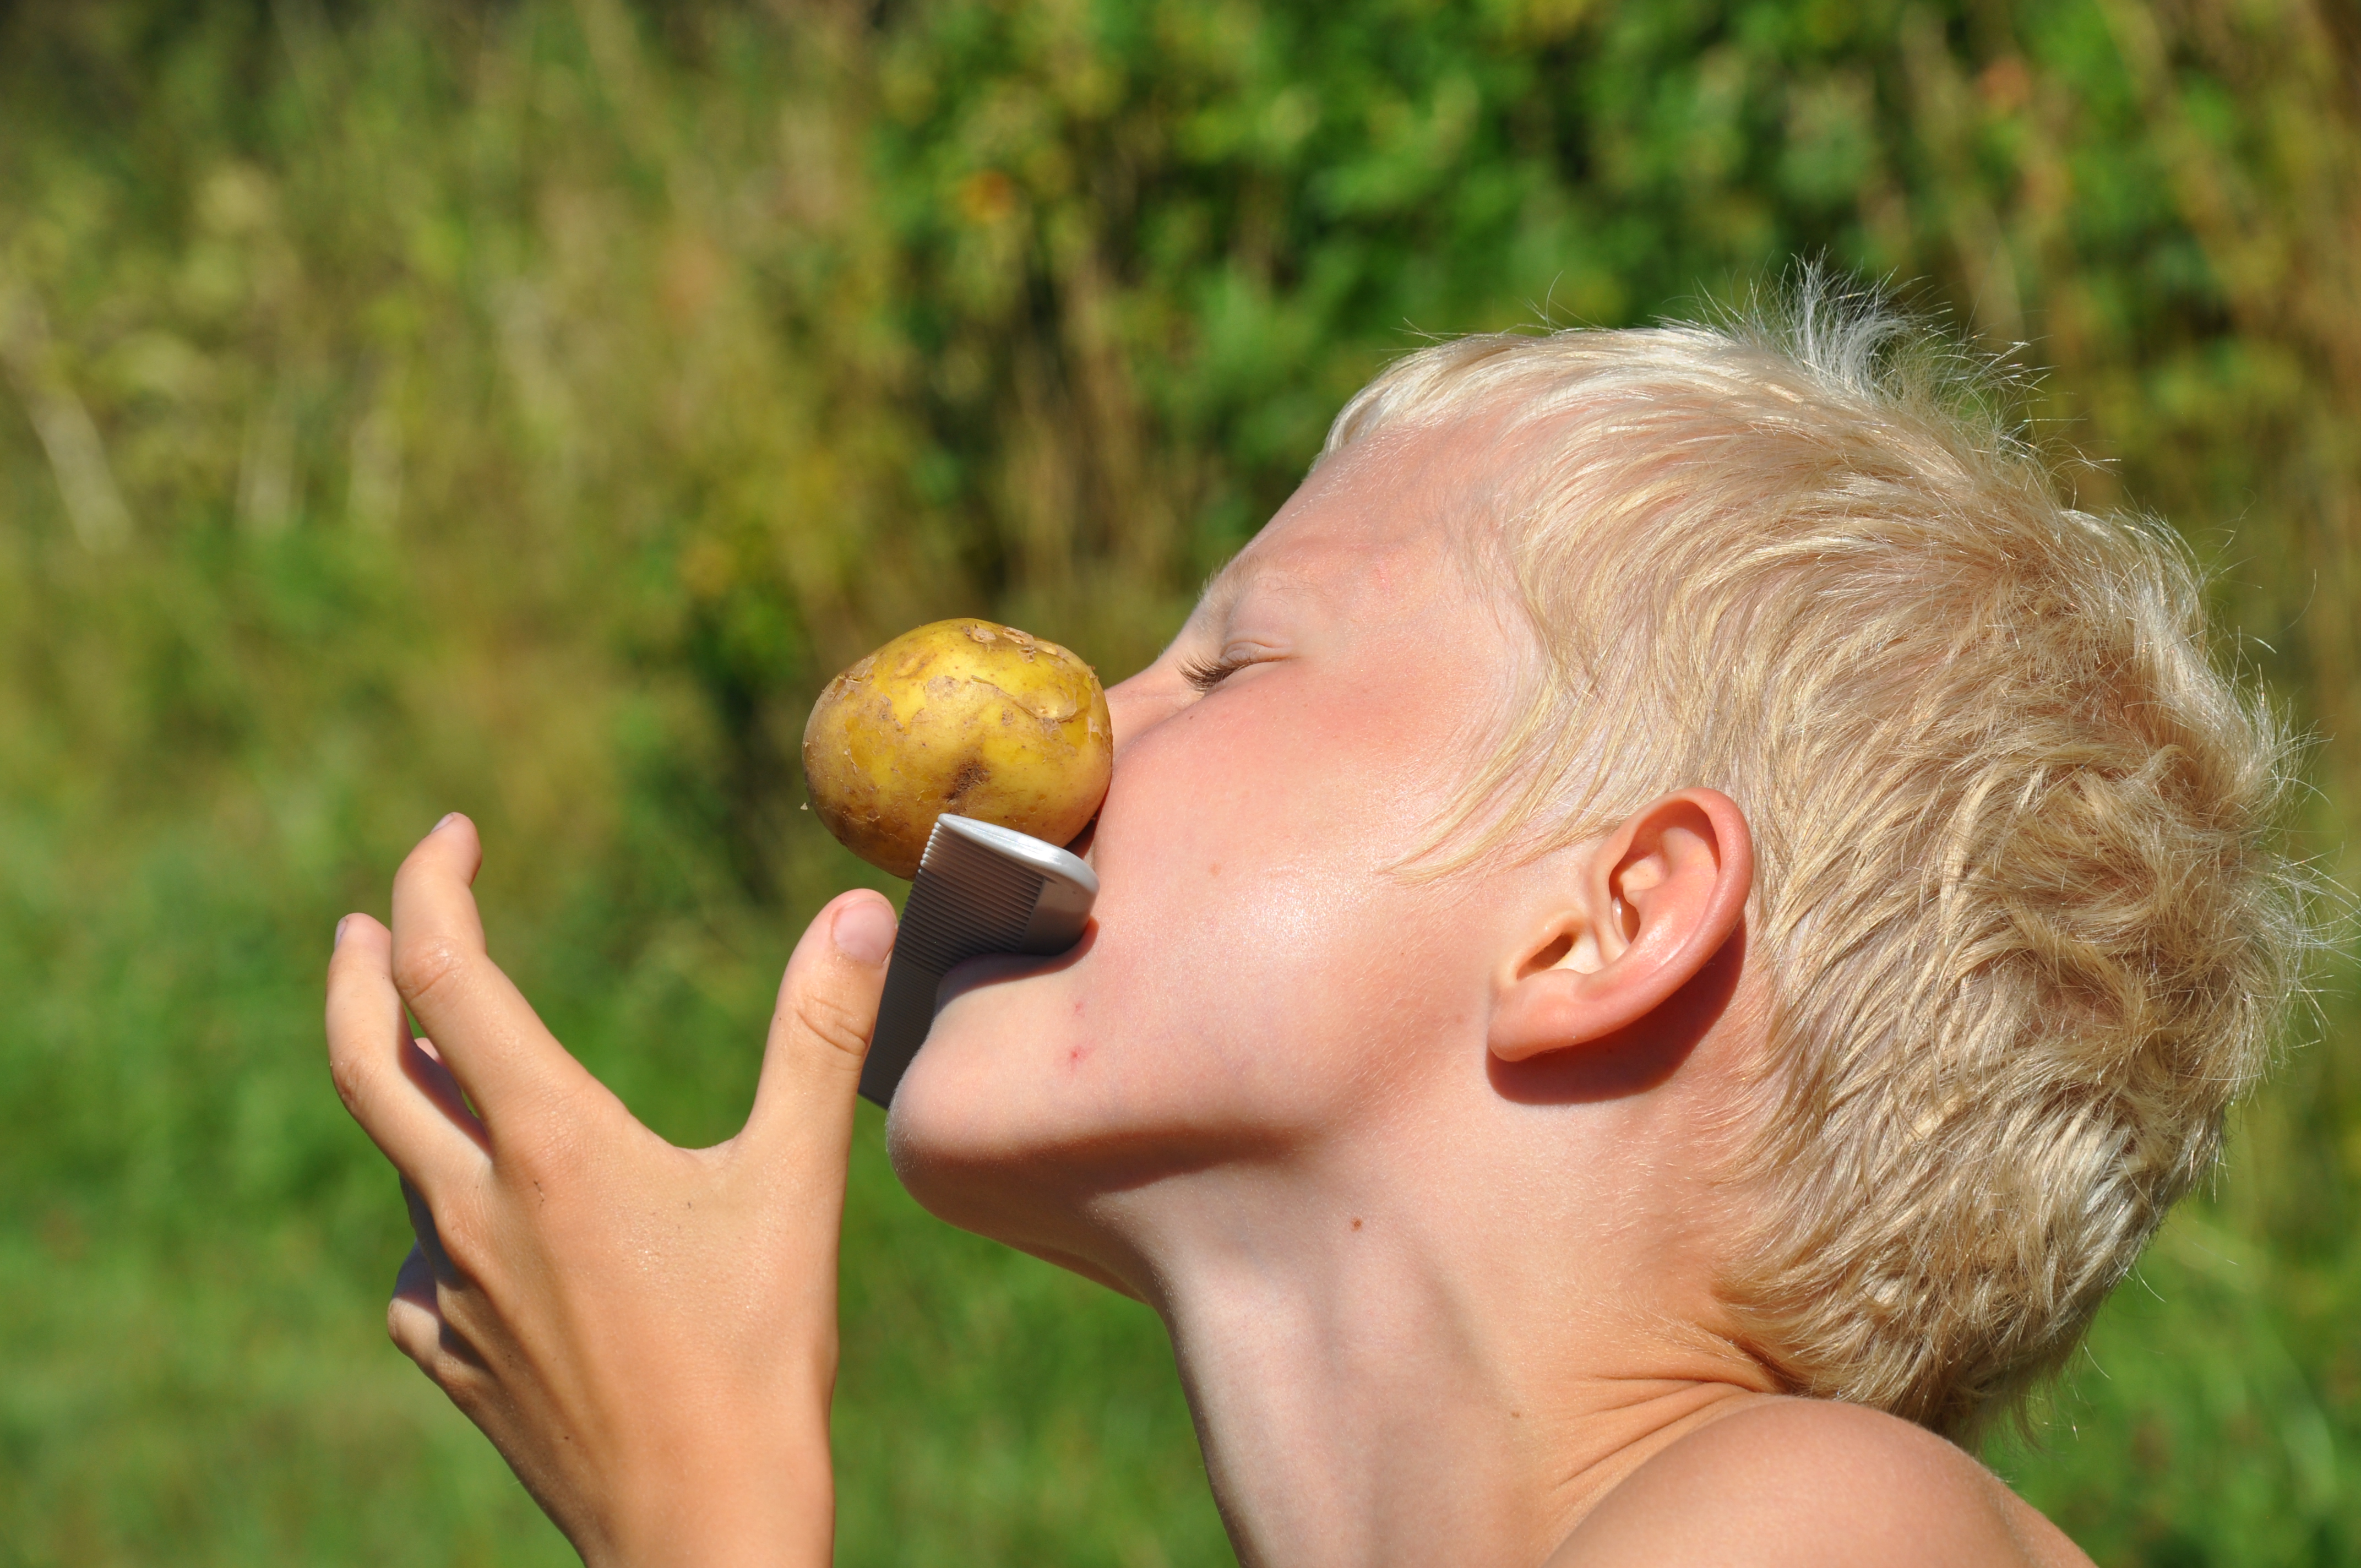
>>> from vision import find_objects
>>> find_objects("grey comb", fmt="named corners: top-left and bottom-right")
top-left (858, 814), bottom-right (1100, 1108)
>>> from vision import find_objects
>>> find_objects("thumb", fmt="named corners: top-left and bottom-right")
top-left (744, 889), bottom-right (895, 1152)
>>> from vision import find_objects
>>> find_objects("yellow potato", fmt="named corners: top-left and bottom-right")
top-left (802, 618), bottom-right (1113, 878)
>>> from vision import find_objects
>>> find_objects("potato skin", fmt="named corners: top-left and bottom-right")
top-left (802, 618), bottom-right (1113, 878)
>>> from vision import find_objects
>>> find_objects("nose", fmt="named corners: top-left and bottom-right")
top-left (1101, 665), bottom-right (1171, 761)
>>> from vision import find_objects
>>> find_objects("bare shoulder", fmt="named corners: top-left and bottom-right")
top-left (1551, 1397), bottom-right (2093, 1568)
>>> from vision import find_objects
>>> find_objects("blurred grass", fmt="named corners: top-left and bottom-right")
top-left (0, 1), bottom-right (2354, 1563)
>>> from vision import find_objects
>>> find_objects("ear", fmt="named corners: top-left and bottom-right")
top-left (1489, 789), bottom-right (1753, 1064)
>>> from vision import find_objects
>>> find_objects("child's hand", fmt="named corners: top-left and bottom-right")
top-left (324, 814), bottom-right (894, 1567)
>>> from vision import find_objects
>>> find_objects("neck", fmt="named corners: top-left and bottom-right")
top-left (1103, 1139), bottom-right (1774, 1568)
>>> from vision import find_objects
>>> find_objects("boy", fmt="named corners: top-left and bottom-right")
top-left (325, 286), bottom-right (2309, 1565)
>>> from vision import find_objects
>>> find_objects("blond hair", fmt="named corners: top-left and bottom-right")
top-left (1325, 280), bottom-right (2317, 1438)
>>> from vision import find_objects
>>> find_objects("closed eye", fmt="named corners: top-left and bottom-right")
top-left (1179, 652), bottom-right (1263, 694)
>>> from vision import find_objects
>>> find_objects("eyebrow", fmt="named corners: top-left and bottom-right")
top-left (1189, 553), bottom-right (1261, 634)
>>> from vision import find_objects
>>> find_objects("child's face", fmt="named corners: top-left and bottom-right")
top-left (889, 417), bottom-right (1538, 1258)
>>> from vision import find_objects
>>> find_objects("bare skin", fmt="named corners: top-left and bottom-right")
top-left (327, 412), bottom-right (2096, 1565)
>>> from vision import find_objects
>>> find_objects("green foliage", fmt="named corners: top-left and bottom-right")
top-left (0, 0), bottom-right (2353, 1562)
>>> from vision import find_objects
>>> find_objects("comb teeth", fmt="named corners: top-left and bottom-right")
top-left (857, 819), bottom-right (1051, 1108)
top-left (858, 814), bottom-right (1097, 1109)
top-left (895, 829), bottom-right (1048, 972)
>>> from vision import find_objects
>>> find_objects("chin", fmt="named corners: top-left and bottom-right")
top-left (885, 1048), bottom-right (1156, 1300)
top-left (882, 955), bottom-right (1238, 1260)
top-left (880, 975), bottom-right (1099, 1244)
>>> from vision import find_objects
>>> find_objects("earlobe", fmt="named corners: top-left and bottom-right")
top-left (1488, 789), bottom-right (1753, 1065)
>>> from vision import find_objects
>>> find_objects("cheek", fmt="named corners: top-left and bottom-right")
top-left (1073, 690), bottom-right (1476, 1097)
top-left (1108, 664), bottom-right (1451, 861)
top-left (893, 649), bottom-right (1498, 1153)
top-left (1097, 690), bottom-right (1399, 957)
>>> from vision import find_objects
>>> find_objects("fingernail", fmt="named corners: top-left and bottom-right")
top-left (334, 915), bottom-right (351, 950)
top-left (831, 897), bottom-right (895, 966)
top-left (432, 812), bottom-right (461, 834)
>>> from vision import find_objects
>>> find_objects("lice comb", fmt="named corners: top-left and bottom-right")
top-left (858, 814), bottom-right (1099, 1108)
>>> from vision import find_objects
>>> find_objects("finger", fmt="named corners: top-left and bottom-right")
top-left (404, 1033), bottom-right (488, 1151)
top-left (388, 1242), bottom-right (491, 1386)
top-left (742, 889), bottom-right (894, 1156)
top-left (401, 1175), bottom-right (464, 1288)
top-left (328, 912), bottom-right (487, 1186)
top-left (388, 1242), bottom-right (440, 1368)
top-left (388, 813), bottom-right (602, 1134)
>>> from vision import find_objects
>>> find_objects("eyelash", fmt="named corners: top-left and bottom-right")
top-left (1179, 652), bottom-right (1260, 694)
